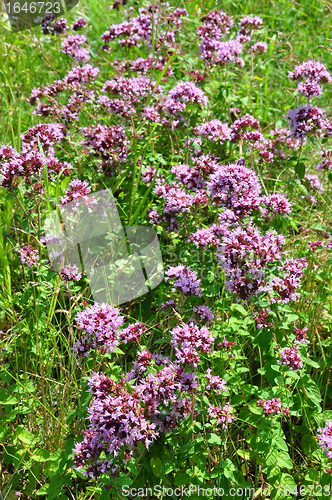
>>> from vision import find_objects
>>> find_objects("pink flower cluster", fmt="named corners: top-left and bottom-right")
top-left (60, 179), bottom-right (96, 213)
top-left (73, 372), bottom-right (158, 479)
top-left (59, 264), bottom-right (82, 282)
top-left (81, 124), bottom-right (129, 170)
top-left (208, 403), bottom-right (233, 429)
top-left (120, 322), bottom-right (146, 344)
top-left (317, 421), bottom-right (332, 459)
top-left (61, 34), bottom-right (90, 63)
top-left (278, 345), bottom-right (303, 371)
top-left (18, 245), bottom-right (39, 268)
top-left (205, 368), bottom-right (227, 393)
top-left (165, 81), bottom-right (208, 115)
top-left (74, 303), bottom-right (125, 356)
top-left (171, 322), bottom-right (213, 366)
top-left (289, 60), bottom-right (331, 98)
top-left (256, 398), bottom-right (290, 417)
top-left (165, 265), bottom-right (202, 297)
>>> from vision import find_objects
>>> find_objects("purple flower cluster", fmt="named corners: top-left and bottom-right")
top-left (238, 16), bottom-right (263, 33)
top-left (170, 322), bottom-right (213, 366)
top-left (193, 119), bottom-right (231, 143)
top-left (18, 245), bottom-right (39, 268)
top-left (103, 76), bottom-right (162, 101)
top-left (165, 265), bottom-right (202, 297)
top-left (304, 173), bottom-right (324, 194)
top-left (71, 18), bottom-right (88, 31)
top-left (0, 124), bottom-right (72, 190)
top-left (190, 226), bottom-right (223, 248)
top-left (81, 124), bottom-right (129, 169)
top-left (165, 81), bottom-right (208, 115)
top-left (208, 403), bottom-right (233, 429)
top-left (289, 60), bottom-right (331, 98)
top-left (60, 179), bottom-right (96, 213)
top-left (61, 34), bottom-right (89, 63)
top-left (73, 372), bottom-right (158, 478)
top-left (256, 398), bottom-right (290, 417)
top-left (28, 65), bottom-right (99, 122)
top-left (278, 345), bottom-right (303, 371)
top-left (207, 161), bottom-right (262, 215)
top-left (259, 193), bottom-right (292, 220)
top-left (41, 14), bottom-right (68, 35)
top-left (74, 303), bottom-right (125, 356)
top-left (316, 421), bottom-right (332, 459)
top-left (286, 105), bottom-right (332, 139)
top-left (193, 305), bottom-right (214, 322)
top-left (217, 224), bottom-right (285, 301)
top-left (205, 368), bottom-right (227, 393)
top-left (264, 257), bottom-right (308, 304)
top-left (101, 6), bottom-right (155, 48)
top-left (254, 310), bottom-right (272, 329)
top-left (60, 264), bottom-right (82, 282)
top-left (171, 164), bottom-right (204, 191)
top-left (256, 397), bottom-right (281, 415)
top-left (251, 42), bottom-right (268, 53)
top-left (197, 10), bottom-right (249, 67)
top-left (120, 322), bottom-right (146, 344)
top-left (315, 148), bottom-right (332, 170)
top-left (294, 327), bottom-right (310, 345)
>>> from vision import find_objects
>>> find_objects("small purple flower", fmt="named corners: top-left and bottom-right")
top-left (60, 264), bottom-right (82, 282)
top-left (74, 303), bottom-right (125, 356)
top-left (257, 398), bottom-right (281, 415)
top-left (317, 421), bottom-right (332, 459)
top-left (60, 179), bottom-right (97, 213)
top-left (165, 81), bottom-right (208, 114)
top-left (208, 403), bottom-right (233, 429)
top-left (71, 18), bottom-right (88, 30)
top-left (120, 322), bottom-right (146, 344)
top-left (294, 327), bottom-right (310, 345)
top-left (278, 345), bottom-right (303, 371)
top-left (193, 119), bottom-right (231, 143)
top-left (18, 245), bottom-right (39, 268)
top-left (165, 265), bottom-right (202, 297)
top-left (193, 305), bottom-right (214, 322)
top-left (207, 161), bottom-right (262, 215)
top-left (205, 368), bottom-right (227, 393)
top-left (171, 322), bottom-right (213, 366)
top-left (289, 60), bottom-right (331, 98)
top-left (251, 41), bottom-right (268, 53)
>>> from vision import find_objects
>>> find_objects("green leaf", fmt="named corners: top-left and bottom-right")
top-left (295, 162), bottom-right (306, 179)
top-left (276, 451), bottom-right (293, 469)
top-left (206, 433), bottom-right (221, 445)
top-left (113, 347), bottom-right (125, 355)
top-left (150, 457), bottom-right (162, 478)
top-left (303, 375), bottom-right (322, 407)
top-left (32, 449), bottom-right (51, 462)
top-left (301, 434), bottom-right (317, 453)
top-left (174, 472), bottom-right (190, 485)
top-left (237, 449), bottom-right (250, 460)
top-left (47, 475), bottom-right (65, 500)
top-left (115, 475), bottom-right (133, 488)
top-left (280, 473), bottom-right (296, 489)
top-left (305, 358), bottom-right (320, 369)
top-left (231, 304), bottom-right (248, 316)
top-left (0, 392), bottom-right (17, 405)
top-left (16, 428), bottom-right (36, 445)
top-left (265, 446), bottom-right (278, 466)
top-left (36, 484), bottom-right (50, 496)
